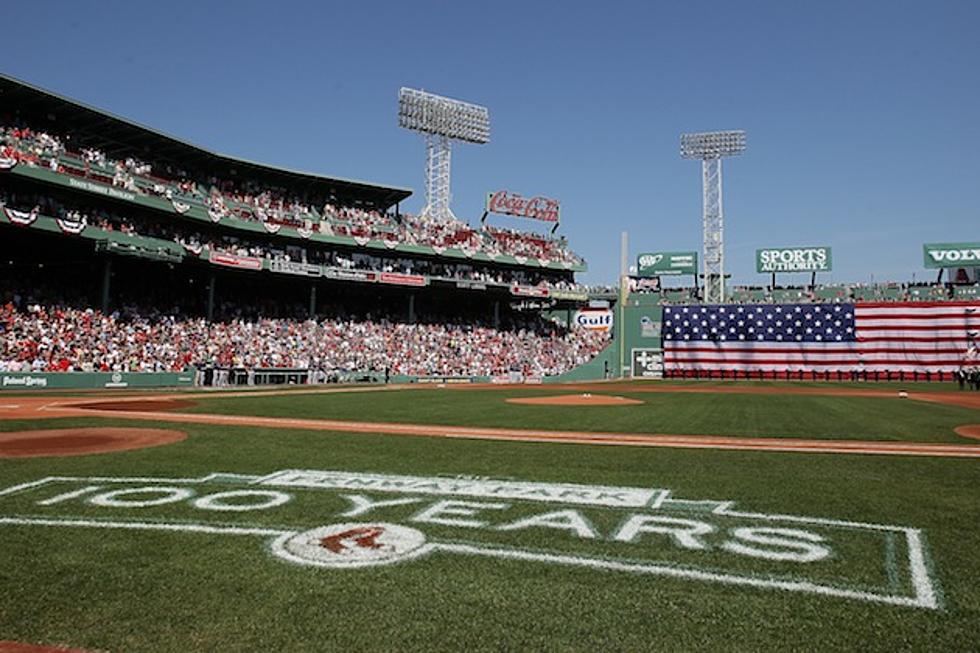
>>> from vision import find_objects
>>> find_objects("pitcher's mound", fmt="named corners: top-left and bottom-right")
top-left (0, 427), bottom-right (186, 458)
top-left (506, 394), bottom-right (644, 406)
top-left (954, 424), bottom-right (980, 441)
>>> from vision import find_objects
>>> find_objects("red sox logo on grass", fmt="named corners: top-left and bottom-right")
top-left (277, 522), bottom-right (429, 568)
top-left (321, 525), bottom-right (386, 553)
top-left (0, 469), bottom-right (941, 610)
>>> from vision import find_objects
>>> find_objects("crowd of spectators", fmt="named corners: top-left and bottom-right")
top-left (0, 125), bottom-right (584, 265)
top-left (0, 189), bottom-right (581, 290)
top-left (0, 290), bottom-right (609, 377)
top-left (0, 191), bottom-right (584, 291)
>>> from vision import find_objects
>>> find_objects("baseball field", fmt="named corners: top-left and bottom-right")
top-left (1, 380), bottom-right (979, 651)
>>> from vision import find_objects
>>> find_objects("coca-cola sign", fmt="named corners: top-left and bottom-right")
top-left (486, 190), bottom-right (560, 224)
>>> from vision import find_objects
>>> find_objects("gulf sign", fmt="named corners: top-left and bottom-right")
top-left (574, 309), bottom-right (613, 332)
top-left (756, 247), bottom-right (832, 273)
top-left (923, 242), bottom-right (980, 269)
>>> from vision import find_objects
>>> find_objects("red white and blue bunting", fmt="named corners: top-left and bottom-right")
top-left (181, 241), bottom-right (204, 256)
top-left (353, 236), bottom-right (371, 246)
top-left (56, 214), bottom-right (87, 235)
top-left (207, 207), bottom-right (224, 223)
top-left (0, 157), bottom-right (17, 171)
top-left (171, 199), bottom-right (191, 215)
top-left (3, 206), bottom-right (38, 226)
top-left (296, 227), bottom-right (313, 239)
top-left (262, 220), bottom-right (282, 234)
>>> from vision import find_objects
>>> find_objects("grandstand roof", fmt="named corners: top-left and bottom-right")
top-left (0, 74), bottom-right (413, 211)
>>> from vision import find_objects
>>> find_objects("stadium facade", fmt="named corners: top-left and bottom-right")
top-left (0, 75), bottom-right (611, 389)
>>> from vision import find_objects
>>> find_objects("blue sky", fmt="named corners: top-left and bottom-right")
top-left (5, 0), bottom-right (978, 285)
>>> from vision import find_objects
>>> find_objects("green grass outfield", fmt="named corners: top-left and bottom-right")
top-left (183, 383), bottom-right (980, 443)
top-left (0, 382), bottom-right (978, 651)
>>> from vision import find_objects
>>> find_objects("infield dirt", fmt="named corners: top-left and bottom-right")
top-left (1, 385), bottom-right (978, 458)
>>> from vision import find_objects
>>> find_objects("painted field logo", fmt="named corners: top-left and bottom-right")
top-left (275, 523), bottom-right (430, 568)
top-left (0, 469), bottom-right (940, 610)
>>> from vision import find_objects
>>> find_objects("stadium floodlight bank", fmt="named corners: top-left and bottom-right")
top-left (398, 88), bottom-right (490, 144)
top-left (680, 131), bottom-right (746, 160)
top-left (398, 88), bottom-right (490, 222)
top-left (679, 130), bottom-right (747, 304)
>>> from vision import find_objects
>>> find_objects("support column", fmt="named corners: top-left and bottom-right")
top-left (309, 284), bottom-right (317, 318)
top-left (493, 300), bottom-right (501, 329)
top-left (408, 293), bottom-right (416, 324)
top-left (100, 258), bottom-right (112, 313)
top-left (701, 158), bottom-right (725, 304)
top-left (206, 273), bottom-right (216, 323)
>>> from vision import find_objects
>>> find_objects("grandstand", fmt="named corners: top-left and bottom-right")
top-left (0, 75), bottom-right (606, 387)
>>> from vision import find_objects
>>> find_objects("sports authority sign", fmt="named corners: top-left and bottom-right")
top-left (637, 252), bottom-right (698, 277)
top-left (756, 247), bottom-right (832, 273)
top-left (0, 469), bottom-right (939, 610)
top-left (485, 190), bottom-right (560, 224)
top-left (923, 242), bottom-right (980, 268)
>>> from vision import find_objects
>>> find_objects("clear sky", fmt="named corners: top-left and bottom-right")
top-left (5, 0), bottom-right (978, 285)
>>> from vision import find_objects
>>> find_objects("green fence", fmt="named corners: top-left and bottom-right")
top-left (0, 371), bottom-right (195, 391)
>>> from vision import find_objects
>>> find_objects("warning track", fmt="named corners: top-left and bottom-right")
top-left (0, 386), bottom-right (978, 459)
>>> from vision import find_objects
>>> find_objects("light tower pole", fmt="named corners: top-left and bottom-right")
top-left (398, 88), bottom-right (490, 222)
top-left (680, 130), bottom-right (746, 304)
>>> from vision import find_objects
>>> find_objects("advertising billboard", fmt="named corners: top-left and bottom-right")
top-left (922, 242), bottom-right (980, 269)
top-left (756, 247), bottom-right (832, 273)
top-left (636, 252), bottom-right (697, 276)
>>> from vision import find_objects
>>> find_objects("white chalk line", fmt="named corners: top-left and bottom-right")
top-left (0, 514), bottom-right (935, 609)
top-left (0, 516), bottom-right (290, 537)
top-left (433, 542), bottom-right (936, 609)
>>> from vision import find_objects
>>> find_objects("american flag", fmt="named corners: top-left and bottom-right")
top-left (663, 302), bottom-right (980, 373)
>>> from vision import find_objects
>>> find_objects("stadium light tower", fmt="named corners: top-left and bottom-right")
top-left (680, 130), bottom-right (746, 304)
top-left (398, 88), bottom-right (490, 222)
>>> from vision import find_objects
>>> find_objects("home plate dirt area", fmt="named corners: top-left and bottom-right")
top-left (0, 642), bottom-right (95, 653)
top-left (0, 427), bottom-right (186, 458)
